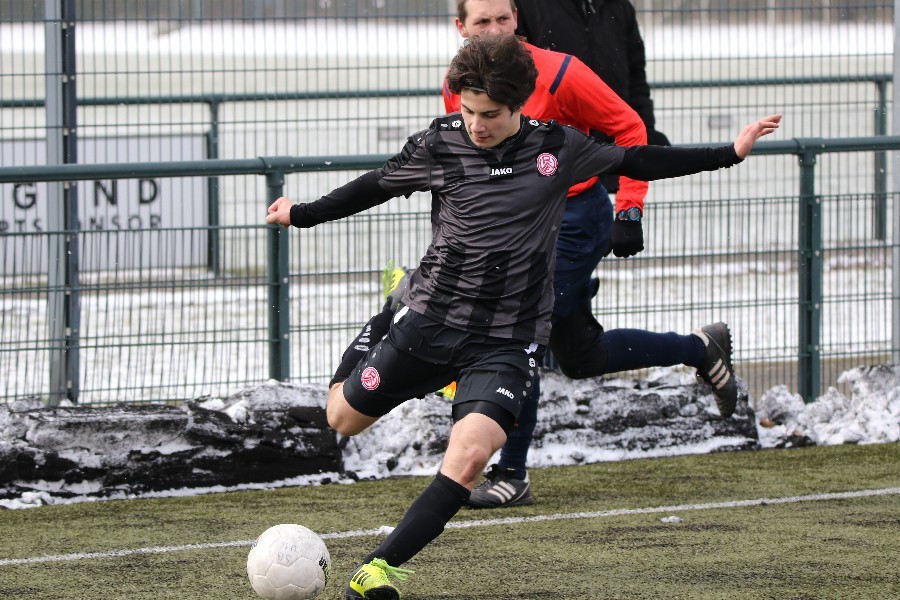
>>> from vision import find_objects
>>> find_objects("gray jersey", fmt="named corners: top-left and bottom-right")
top-left (376, 115), bottom-right (624, 344)
top-left (295, 114), bottom-right (739, 345)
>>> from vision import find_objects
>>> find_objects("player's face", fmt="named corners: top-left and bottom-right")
top-left (459, 89), bottom-right (521, 149)
top-left (456, 0), bottom-right (517, 38)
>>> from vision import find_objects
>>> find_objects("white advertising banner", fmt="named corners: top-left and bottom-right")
top-left (1, 136), bottom-right (208, 274)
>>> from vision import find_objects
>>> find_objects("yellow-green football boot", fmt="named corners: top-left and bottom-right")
top-left (382, 263), bottom-right (410, 311)
top-left (345, 558), bottom-right (414, 599)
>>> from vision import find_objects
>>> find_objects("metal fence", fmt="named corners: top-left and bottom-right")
top-left (0, 1), bottom-right (897, 405)
top-left (2, 137), bottom-right (897, 406)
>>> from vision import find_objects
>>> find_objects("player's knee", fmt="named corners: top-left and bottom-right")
top-left (552, 335), bottom-right (608, 379)
top-left (326, 405), bottom-right (359, 436)
top-left (458, 445), bottom-right (491, 486)
top-left (550, 302), bottom-right (608, 379)
top-left (444, 440), bottom-right (492, 487)
top-left (558, 357), bottom-right (588, 379)
top-left (557, 354), bottom-right (604, 379)
top-left (325, 384), bottom-right (366, 437)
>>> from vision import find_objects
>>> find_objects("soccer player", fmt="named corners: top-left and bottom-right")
top-left (352, 0), bottom-right (748, 510)
top-left (266, 33), bottom-right (780, 599)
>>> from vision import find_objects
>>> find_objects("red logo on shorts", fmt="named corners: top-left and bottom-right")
top-left (536, 153), bottom-right (558, 176)
top-left (360, 367), bottom-right (381, 390)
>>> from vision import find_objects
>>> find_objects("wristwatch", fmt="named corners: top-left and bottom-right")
top-left (616, 207), bottom-right (642, 222)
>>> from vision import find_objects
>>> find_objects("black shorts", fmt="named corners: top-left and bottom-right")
top-left (342, 307), bottom-right (545, 433)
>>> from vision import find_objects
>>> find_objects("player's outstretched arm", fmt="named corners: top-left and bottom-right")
top-left (733, 114), bottom-right (782, 159)
top-left (263, 171), bottom-right (397, 230)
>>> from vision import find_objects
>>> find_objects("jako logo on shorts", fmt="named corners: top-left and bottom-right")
top-left (361, 367), bottom-right (380, 390)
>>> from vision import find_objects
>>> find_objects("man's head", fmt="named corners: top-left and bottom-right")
top-left (456, 0), bottom-right (517, 38)
top-left (446, 33), bottom-right (537, 148)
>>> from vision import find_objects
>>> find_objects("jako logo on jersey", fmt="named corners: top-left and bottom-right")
top-left (496, 387), bottom-right (515, 399)
top-left (490, 166), bottom-right (513, 179)
top-left (451, 120), bottom-right (462, 128)
top-left (536, 153), bottom-right (558, 176)
top-left (361, 367), bottom-right (381, 390)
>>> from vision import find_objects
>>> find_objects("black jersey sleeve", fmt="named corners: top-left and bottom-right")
top-left (290, 170), bottom-right (393, 228)
top-left (291, 131), bottom-right (434, 228)
top-left (617, 144), bottom-right (742, 181)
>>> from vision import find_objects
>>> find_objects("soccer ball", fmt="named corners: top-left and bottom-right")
top-left (247, 524), bottom-right (332, 600)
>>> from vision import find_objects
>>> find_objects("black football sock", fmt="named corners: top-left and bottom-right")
top-left (364, 472), bottom-right (470, 566)
top-left (603, 328), bottom-right (706, 373)
top-left (328, 308), bottom-right (393, 388)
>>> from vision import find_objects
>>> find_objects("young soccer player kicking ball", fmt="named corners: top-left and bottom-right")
top-left (266, 33), bottom-right (780, 600)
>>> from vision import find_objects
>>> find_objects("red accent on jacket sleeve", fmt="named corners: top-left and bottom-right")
top-left (442, 78), bottom-right (460, 114)
top-left (528, 44), bottom-right (649, 212)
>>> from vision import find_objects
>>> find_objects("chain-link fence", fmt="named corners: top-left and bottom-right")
top-left (0, 1), bottom-right (896, 404)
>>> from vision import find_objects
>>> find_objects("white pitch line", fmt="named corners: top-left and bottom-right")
top-left (443, 487), bottom-right (900, 529)
top-left (2, 487), bottom-right (898, 567)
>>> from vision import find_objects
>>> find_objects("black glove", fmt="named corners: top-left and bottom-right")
top-left (647, 128), bottom-right (671, 146)
top-left (611, 219), bottom-right (644, 257)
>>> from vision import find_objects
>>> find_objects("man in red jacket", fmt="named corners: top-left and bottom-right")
top-left (450, 0), bottom-right (740, 509)
top-left (514, 0), bottom-right (671, 149)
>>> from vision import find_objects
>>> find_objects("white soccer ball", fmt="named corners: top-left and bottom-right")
top-left (247, 523), bottom-right (332, 600)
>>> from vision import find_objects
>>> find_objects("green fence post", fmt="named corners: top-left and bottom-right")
top-left (797, 140), bottom-right (823, 403)
top-left (265, 168), bottom-right (290, 382)
top-left (205, 99), bottom-right (221, 275)
top-left (44, 0), bottom-right (81, 406)
top-left (873, 77), bottom-right (888, 241)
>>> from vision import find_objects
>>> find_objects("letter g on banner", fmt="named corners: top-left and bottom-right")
top-left (13, 183), bottom-right (38, 209)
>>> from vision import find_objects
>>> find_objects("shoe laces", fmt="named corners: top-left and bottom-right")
top-left (483, 464), bottom-right (520, 482)
top-left (370, 558), bottom-right (415, 584)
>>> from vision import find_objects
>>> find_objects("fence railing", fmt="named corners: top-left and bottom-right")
top-left (1, 136), bottom-right (898, 406)
top-left (2, 70), bottom-right (893, 258)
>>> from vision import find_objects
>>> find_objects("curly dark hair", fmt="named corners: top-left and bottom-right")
top-left (446, 34), bottom-right (537, 112)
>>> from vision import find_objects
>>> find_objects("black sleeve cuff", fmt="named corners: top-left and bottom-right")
top-left (289, 203), bottom-right (325, 229)
top-left (289, 171), bottom-right (394, 228)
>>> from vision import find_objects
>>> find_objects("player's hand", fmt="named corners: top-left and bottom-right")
top-left (611, 220), bottom-right (644, 258)
top-left (734, 114), bottom-right (782, 159)
top-left (266, 196), bottom-right (294, 228)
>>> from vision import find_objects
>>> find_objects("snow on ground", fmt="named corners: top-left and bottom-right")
top-left (754, 365), bottom-right (900, 448)
top-left (2, 364), bottom-right (898, 510)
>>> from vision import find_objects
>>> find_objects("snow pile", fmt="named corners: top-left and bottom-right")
top-left (755, 364), bottom-right (900, 447)
top-left (1, 365), bottom-right (898, 510)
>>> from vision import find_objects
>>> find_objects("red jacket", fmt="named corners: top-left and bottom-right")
top-left (442, 41), bottom-right (648, 211)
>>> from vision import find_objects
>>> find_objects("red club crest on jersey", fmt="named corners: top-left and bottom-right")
top-left (360, 367), bottom-right (381, 390)
top-left (536, 153), bottom-right (558, 176)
